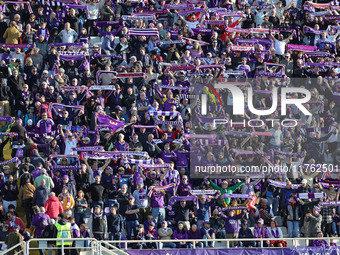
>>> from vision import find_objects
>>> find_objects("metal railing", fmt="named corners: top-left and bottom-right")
top-left (103, 236), bottom-right (340, 250)
top-left (99, 241), bottom-right (129, 255)
top-left (0, 241), bottom-right (26, 255)
top-left (26, 237), bottom-right (100, 255)
top-left (2, 237), bottom-right (339, 254)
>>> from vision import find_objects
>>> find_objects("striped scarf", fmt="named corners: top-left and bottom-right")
top-left (147, 183), bottom-right (175, 197)
top-left (127, 28), bottom-right (159, 39)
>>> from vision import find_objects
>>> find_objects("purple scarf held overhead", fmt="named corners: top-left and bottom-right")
top-left (71, 146), bottom-right (104, 152)
top-left (0, 116), bottom-right (14, 123)
top-left (50, 165), bottom-right (82, 170)
top-left (127, 28), bottom-right (159, 39)
top-left (49, 42), bottom-right (84, 48)
top-left (0, 43), bottom-right (34, 48)
top-left (178, 8), bottom-right (206, 15)
top-left (167, 196), bottom-right (198, 211)
top-left (154, 84), bottom-right (189, 91)
top-left (287, 44), bottom-right (317, 51)
top-left (221, 194), bottom-right (252, 199)
top-left (162, 3), bottom-right (195, 9)
top-left (303, 26), bottom-right (323, 35)
top-left (220, 206), bottom-right (248, 211)
top-left (0, 157), bottom-right (20, 166)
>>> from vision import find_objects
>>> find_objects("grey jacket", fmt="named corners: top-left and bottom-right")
top-left (305, 213), bottom-right (322, 237)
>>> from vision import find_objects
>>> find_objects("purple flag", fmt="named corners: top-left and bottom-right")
top-left (96, 113), bottom-right (126, 131)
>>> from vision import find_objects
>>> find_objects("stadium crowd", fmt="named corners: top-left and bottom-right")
top-left (0, 0), bottom-right (339, 254)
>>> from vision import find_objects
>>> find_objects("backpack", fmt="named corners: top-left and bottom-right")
top-left (38, 217), bottom-right (48, 230)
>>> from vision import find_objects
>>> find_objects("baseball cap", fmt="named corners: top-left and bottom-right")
top-left (128, 196), bottom-right (134, 200)
top-left (241, 219), bottom-right (248, 224)
top-left (285, 53), bottom-right (291, 57)
top-left (130, 107), bottom-right (137, 111)
top-left (258, 218), bottom-right (264, 224)
top-left (115, 106), bottom-right (123, 111)
top-left (301, 179), bottom-right (307, 184)
top-left (204, 220), bottom-right (210, 225)
top-left (313, 206), bottom-right (321, 213)
top-left (149, 222), bottom-right (155, 226)
top-left (63, 175), bottom-right (69, 179)
top-left (130, 56), bottom-right (137, 60)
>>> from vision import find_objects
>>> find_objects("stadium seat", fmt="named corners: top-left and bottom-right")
top-left (273, 216), bottom-right (282, 227)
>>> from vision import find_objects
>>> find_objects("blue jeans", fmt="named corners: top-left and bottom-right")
top-left (146, 237), bottom-right (158, 249)
top-left (267, 196), bottom-right (279, 216)
top-left (160, 242), bottom-right (176, 249)
top-left (75, 212), bottom-right (87, 226)
top-left (109, 233), bottom-right (121, 248)
top-left (126, 220), bottom-right (139, 240)
top-left (188, 242), bottom-right (203, 248)
top-left (151, 207), bottom-right (165, 226)
top-left (203, 235), bottom-right (215, 247)
top-left (332, 222), bottom-right (339, 235)
top-left (287, 221), bottom-right (299, 238)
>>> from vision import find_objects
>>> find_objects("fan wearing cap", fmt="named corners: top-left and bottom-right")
top-left (132, 179), bottom-right (149, 224)
top-left (254, 218), bottom-right (270, 247)
top-left (306, 206), bottom-right (322, 240)
top-left (200, 220), bottom-right (215, 248)
top-left (91, 204), bottom-right (108, 240)
top-left (239, 219), bottom-right (256, 247)
top-left (297, 179), bottom-right (312, 194)
top-left (125, 196), bottom-right (139, 240)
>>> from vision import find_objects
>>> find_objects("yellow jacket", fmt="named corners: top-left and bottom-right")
top-left (19, 183), bottom-right (36, 200)
top-left (58, 193), bottom-right (75, 211)
top-left (3, 27), bottom-right (20, 44)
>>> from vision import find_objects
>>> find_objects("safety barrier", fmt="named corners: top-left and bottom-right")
top-left (1, 237), bottom-right (339, 254)
top-left (102, 236), bottom-right (340, 250)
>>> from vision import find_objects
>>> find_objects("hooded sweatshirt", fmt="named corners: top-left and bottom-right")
top-left (44, 195), bottom-right (63, 219)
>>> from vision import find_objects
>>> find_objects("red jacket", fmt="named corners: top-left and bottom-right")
top-left (44, 195), bottom-right (63, 219)
top-left (7, 216), bottom-right (25, 232)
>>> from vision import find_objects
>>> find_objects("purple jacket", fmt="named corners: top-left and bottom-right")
top-left (114, 141), bottom-right (129, 151)
top-left (36, 119), bottom-right (55, 135)
top-left (254, 226), bottom-right (270, 239)
top-left (31, 168), bottom-right (42, 180)
top-left (188, 229), bottom-right (202, 239)
top-left (220, 211), bottom-right (245, 234)
top-left (31, 213), bottom-right (51, 237)
top-left (200, 227), bottom-right (215, 237)
top-left (177, 183), bottom-right (193, 196)
top-left (173, 230), bottom-right (188, 240)
top-left (150, 191), bottom-right (165, 208)
top-left (174, 150), bottom-right (189, 167)
top-left (313, 240), bottom-right (329, 247)
top-left (160, 151), bottom-right (177, 163)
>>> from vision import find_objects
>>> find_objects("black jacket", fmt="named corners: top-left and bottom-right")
top-left (0, 85), bottom-right (13, 101)
top-left (107, 213), bottom-right (124, 233)
top-left (7, 75), bottom-right (25, 95)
